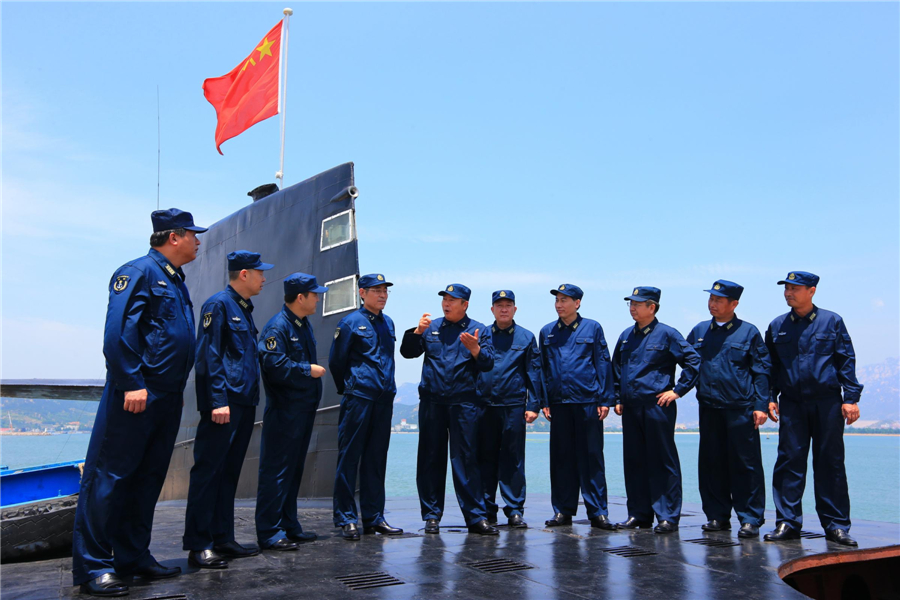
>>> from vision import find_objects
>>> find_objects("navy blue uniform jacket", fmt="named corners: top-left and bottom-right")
top-left (687, 317), bottom-right (771, 412)
top-left (103, 248), bottom-right (196, 393)
top-left (478, 321), bottom-right (544, 412)
top-left (400, 315), bottom-right (494, 404)
top-left (328, 307), bottom-right (397, 404)
top-left (258, 306), bottom-right (322, 410)
top-left (613, 319), bottom-right (700, 403)
top-left (539, 315), bottom-right (615, 407)
top-left (194, 286), bottom-right (260, 411)
top-left (765, 306), bottom-right (863, 403)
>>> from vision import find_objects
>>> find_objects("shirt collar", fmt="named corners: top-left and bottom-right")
top-left (790, 305), bottom-right (818, 323)
top-left (634, 317), bottom-right (658, 336)
top-left (556, 314), bottom-right (582, 331)
top-left (148, 248), bottom-right (183, 281)
top-left (442, 314), bottom-right (470, 329)
top-left (282, 304), bottom-right (307, 330)
top-left (708, 314), bottom-right (738, 331)
top-left (227, 285), bottom-right (254, 312)
top-left (359, 306), bottom-right (383, 322)
top-left (492, 320), bottom-right (516, 335)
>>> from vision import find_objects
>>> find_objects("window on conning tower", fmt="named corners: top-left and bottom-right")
top-left (320, 210), bottom-right (355, 251)
top-left (322, 275), bottom-right (358, 316)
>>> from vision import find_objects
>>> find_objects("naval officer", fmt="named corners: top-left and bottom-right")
top-left (255, 273), bottom-right (328, 550)
top-left (764, 272), bottom-right (863, 546)
top-left (73, 208), bottom-right (207, 597)
top-left (540, 284), bottom-right (617, 530)
top-left (400, 284), bottom-right (498, 535)
top-left (329, 274), bottom-right (403, 541)
top-left (478, 290), bottom-right (543, 528)
top-left (182, 251), bottom-right (273, 569)
top-left (613, 287), bottom-right (700, 534)
top-left (686, 280), bottom-right (771, 538)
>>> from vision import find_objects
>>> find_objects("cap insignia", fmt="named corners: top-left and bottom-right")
top-left (113, 275), bottom-right (130, 293)
top-left (714, 283), bottom-right (721, 290)
top-left (377, 275), bottom-right (384, 281)
top-left (559, 285), bottom-right (566, 290)
top-left (788, 273), bottom-right (796, 280)
top-left (633, 288), bottom-right (639, 295)
top-left (499, 291), bottom-right (506, 297)
top-left (265, 337), bottom-right (277, 350)
top-left (202, 313), bottom-right (212, 329)
top-left (447, 285), bottom-right (454, 292)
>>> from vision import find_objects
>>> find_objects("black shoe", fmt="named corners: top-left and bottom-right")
top-left (618, 516), bottom-right (653, 529)
top-left (364, 521), bottom-right (403, 535)
top-left (79, 573), bottom-right (129, 597)
top-left (128, 560), bottom-right (182, 580)
top-left (544, 513), bottom-right (572, 527)
top-left (764, 523), bottom-right (800, 542)
top-left (266, 539), bottom-right (300, 551)
top-left (508, 514), bottom-right (527, 529)
top-left (738, 523), bottom-right (760, 538)
top-left (286, 531), bottom-right (317, 543)
top-left (654, 521), bottom-right (678, 534)
top-left (468, 520), bottom-right (500, 536)
top-left (825, 529), bottom-right (858, 547)
top-left (342, 524), bottom-right (361, 541)
top-left (702, 519), bottom-right (732, 532)
top-left (424, 519), bottom-right (440, 534)
top-left (590, 515), bottom-right (618, 531)
top-left (188, 549), bottom-right (228, 569)
top-left (213, 541), bottom-right (259, 558)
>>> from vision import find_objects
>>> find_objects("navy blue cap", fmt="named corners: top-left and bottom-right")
top-left (359, 273), bottom-right (393, 288)
top-left (624, 286), bottom-right (661, 303)
top-left (777, 271), bottom-right (819, 287)
top-left (704, 279), bottom-right (743, 300)
top-left (551, 284), bottom-right (583, 300)
top-left (284, 272), bottom-right (328, 295)
top-left (438, 283), bottom-right (471, 301)
top-left (227, 250), bottom-right (274, 272)
top-left (151, 208), bottom-right (207, 233)
top-left (492, 290), bottom-right (515, 304)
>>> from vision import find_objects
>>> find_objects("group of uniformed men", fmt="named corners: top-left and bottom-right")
top-left (72, 208), bottom-right (865, 597)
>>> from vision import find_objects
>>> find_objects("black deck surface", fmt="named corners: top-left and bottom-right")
top-left (3, 494), bottom-right (898, 600)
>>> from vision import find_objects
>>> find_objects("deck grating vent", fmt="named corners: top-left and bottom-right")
top-left (599, 545), bottom-right (657, 558)
top-left (800, 531), bottom-right (827, 539)
top-left (684, 538), bottom-right (741, 548)
top-left (335, 572), bottom-right (404, 591)
top-left (467, 558), bottom-right (534, 574)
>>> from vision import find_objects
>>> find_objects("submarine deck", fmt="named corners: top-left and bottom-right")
top-left (3, 494), bottom-right (898, 600)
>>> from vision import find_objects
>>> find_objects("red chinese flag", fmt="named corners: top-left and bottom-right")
top-left (203, 21), bottom-right (283, 154)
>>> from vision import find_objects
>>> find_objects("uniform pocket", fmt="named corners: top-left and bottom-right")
top-left (149, 286), bottom-right (176, 320)
top-left (815, 333), bottom-right (836, 355)
top-left (730, 342), bottom-right (750, 363)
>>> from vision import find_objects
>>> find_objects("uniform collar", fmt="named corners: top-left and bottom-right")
top-left (790, 305), bottom-right (818, 323)
top-left (634, 317), bottom-right (658, 336)
top-left (556, 314), bottom-right (582, 331)
top-left (442, 314), bottom-right (470, 329)
top-left (492, 320), bottom-right (516, 335)
top-left (148, 248), bottom-right (184, 281)
top-left (282, 304), bottom-right (307, 330)
top-left (359, 306), bottom-right (383, 322)
top-left (226, 285), bottom-right (254, 312)
top-left (708, 314), bottom-right (738, 331)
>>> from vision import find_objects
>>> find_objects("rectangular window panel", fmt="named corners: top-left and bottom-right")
top-left (322, 275), bottom-right (358, 316)
top-left (320, 210), bottom-right (355, 251)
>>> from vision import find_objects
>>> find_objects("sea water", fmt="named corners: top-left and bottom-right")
top-left (3, 431), bottom-right (897, 524)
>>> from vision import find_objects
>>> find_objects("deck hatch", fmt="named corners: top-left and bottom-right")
top-left (467, 558), bottom-right (534, 574)
top-left (684, 538), bottom-right (741, 548)
top-left (599, 545), bottom-right (658, 558)
top-left (335, 572), bottom-right (404, 590)
top-left (799, 531), bottom-right (827, 539)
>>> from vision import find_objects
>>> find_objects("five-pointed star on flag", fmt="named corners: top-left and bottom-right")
top-left (257, 37), bottom-right (274, 61)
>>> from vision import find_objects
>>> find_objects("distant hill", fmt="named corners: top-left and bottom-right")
top-left (0, 398), bottom-right (99, 432)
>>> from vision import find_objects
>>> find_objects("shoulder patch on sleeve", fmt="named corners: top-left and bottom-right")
top-left (203, 312), bottom-right (213, 329)
top-left (113, 275), bottom-right (130, 294)
top-left (334, 327), bottom-right (341, 339)
top-left (266, 336), bottom-right (277, 350)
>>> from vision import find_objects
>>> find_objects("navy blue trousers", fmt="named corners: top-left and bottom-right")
top-left (72, 384), bottom-right (182, 585)
top-left (479, 405), bottom-right (527, 518)
top-left (698, 406), bottom-right (766, 526)
top-left (255, 404), bottom-right (317, 547)
top-left (332, 397), bottom-right (393, 527)
top-left (622, 400), bottom-right (681, 523)
top-left (548, 403), bottom-right (608, 519)
top-left (773, 396), bottom-right (851, 532)
top-left (182, 403), bottom-right (256, 551)
top-left (416, 401), bottom-right (488, 526)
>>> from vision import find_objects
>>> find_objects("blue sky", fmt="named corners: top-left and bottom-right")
top-left (3, 2), bottom-right (898, 387)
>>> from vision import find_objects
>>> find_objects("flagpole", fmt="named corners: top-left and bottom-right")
top-left (276, 7), bottom-right (292, 188)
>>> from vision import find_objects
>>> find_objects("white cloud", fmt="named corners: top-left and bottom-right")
top-left (873, 298), bottom-right (885, 309)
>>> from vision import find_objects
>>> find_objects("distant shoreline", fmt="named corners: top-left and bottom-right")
top-left (389, 430), bottom-right (900, 437)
